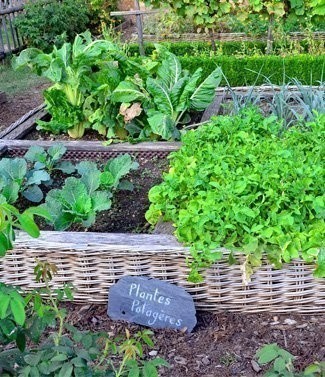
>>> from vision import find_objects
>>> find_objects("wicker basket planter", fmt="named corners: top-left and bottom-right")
top-left (1, 231), bottom-right (324, 314)
top-left (0, 132), bottom-right (324, 315)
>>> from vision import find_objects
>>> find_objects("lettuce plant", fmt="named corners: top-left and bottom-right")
top-left (146, 108), bottom-right (325, 282)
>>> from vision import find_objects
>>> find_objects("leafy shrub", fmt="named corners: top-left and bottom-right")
top-left (14, 0), bottom-right (90, 51)
top-left (146, 108), bottom-right (325, 282)
top-left (128, 40), bottom-right (324, 57)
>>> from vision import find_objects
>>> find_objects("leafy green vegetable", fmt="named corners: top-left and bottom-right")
top-left (44, 154), bottom-right (138, 230)
top-left (146, 108), bottom-right (325, 282)
top-left (112, 46), bottom-right (223, 140)
top-left (24, 143), bottom-right (75, 174)
top-left (0, 157), bottom-right (50, 203)
top-left (13, 32), bottom-right (149, 139)
top-left (43, 177), bottom-right (112, 230)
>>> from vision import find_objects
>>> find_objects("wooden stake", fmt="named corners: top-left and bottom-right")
top-left (134, 0), bottom-right (145, 56)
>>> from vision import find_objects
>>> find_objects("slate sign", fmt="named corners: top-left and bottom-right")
top-left (108, 276), bottom-right (197, 332)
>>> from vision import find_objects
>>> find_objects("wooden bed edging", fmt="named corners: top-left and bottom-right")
top-left (0, 139), bottom-right (181, 160)
top-left (1, 231), bottom-right (324, 314)
top-left (0, 104), bottom-right (46, 140)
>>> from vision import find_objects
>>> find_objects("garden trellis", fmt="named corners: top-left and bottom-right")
top-left (0, 0), bottom-right (24, 59)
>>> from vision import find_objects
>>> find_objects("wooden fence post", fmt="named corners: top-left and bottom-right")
top-left (134, 0), bottom-right (145, 56)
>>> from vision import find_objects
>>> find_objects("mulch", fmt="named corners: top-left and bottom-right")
top-left (65, 303), bottom-right (325, 377)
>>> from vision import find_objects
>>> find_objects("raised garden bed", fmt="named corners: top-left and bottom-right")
top-left (1, 85), bottom-right (321, 142)
top-left (0, 143), bottom-right (324, 314)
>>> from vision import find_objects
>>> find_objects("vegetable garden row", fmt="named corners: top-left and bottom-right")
top-left (0, 23), bottom-right (324, 376)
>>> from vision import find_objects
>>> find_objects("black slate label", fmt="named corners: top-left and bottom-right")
top-left (107, 276), bottom-right (197, 332)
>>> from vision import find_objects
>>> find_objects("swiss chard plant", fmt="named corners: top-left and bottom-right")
top-left (111, 45), bottom-right (223, 140)
top-left (13, 32), bottom-right (146, 139)
top-left (146, 108), bottom-right (325, 282)
top-left (43, 154), bottom-right (138, 230)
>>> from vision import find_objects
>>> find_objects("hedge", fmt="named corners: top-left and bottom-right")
top-left (132, 54), bottom-right (324, 86)
top-left (128, 40), bottom-right (323, 57)
top-left (190, 55), bottom-right (324, 86)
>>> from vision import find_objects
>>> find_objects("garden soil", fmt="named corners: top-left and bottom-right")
top-left (65, 303), bottom-right (325, 377)
top-left (0, 83), bottom-right (48, 133)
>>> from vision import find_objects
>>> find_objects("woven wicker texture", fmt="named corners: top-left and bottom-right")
top-left (1, 232), bottom-right (324, 314)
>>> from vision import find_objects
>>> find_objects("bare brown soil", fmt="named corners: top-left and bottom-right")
top-left (65, 303), bottom-right (325, 377)
top-left (0, 83), bottom-right (48, 133)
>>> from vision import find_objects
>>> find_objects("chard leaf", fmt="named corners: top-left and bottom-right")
top-left (157, 52), bottom-right (182, 90)
top-left (111, 81), bottom-right (146, 103)
top-left (146, 78), bottom-right (174, 116)
top-left (170, 75), bottom-right (189, 108)
top-left (147, 112), bottom-right (175, 140)
top-left (43, 57), bottom-right (64, 82)
top-left (176, 68), bottom-right (203, 112)
top-left (190, 67), bottom-right (222, 111)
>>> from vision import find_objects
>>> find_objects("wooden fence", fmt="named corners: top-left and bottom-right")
top-left (0, 0), bottom-right (25, 59)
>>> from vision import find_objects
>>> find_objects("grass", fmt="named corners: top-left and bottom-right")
top-left (0, 58), bottom-right (48, 96)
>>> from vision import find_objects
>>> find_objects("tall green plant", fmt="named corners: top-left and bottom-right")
top-left (240, 0), bottom-right (325, 54)
top-left (111, 46), bottom-right (223, 140)
top-left (13, 32), bottom-right (144, 139)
